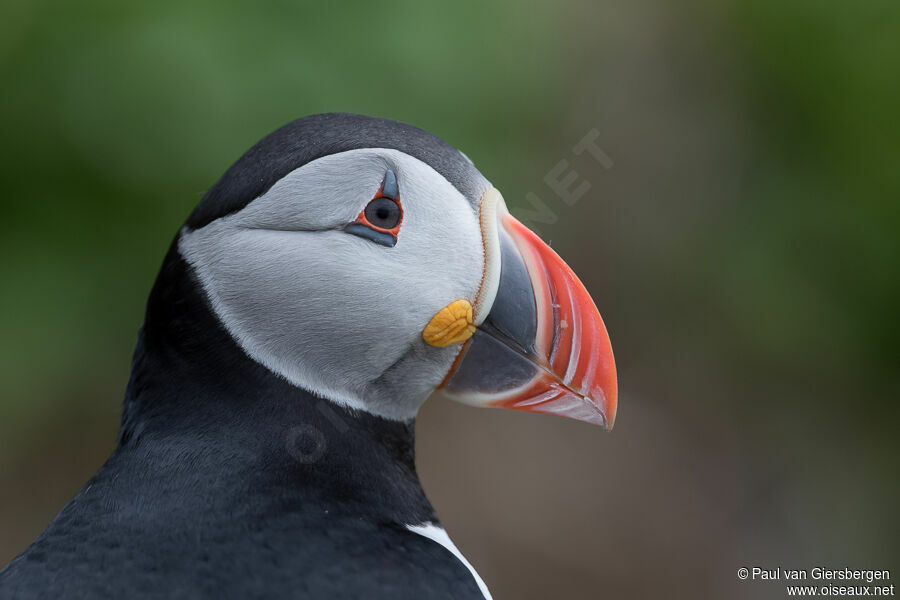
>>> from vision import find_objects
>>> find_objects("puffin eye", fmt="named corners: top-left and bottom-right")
top-left (364, 197), bottom-right (402, 230)
top-left (344, 170), bottom-right (403, 248)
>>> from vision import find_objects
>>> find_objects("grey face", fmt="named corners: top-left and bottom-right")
top-left (179, 148), bottom-right (491, 420)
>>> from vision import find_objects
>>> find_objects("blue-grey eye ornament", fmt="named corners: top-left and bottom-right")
top-left (344, 170), bottom-right (403, 247)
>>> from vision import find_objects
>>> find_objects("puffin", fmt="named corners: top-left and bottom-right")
top-left (0, 113), bottom-right (617, 599)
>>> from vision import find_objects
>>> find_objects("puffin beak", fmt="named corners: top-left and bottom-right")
top-left (436, 189), bottom-right (618, 429)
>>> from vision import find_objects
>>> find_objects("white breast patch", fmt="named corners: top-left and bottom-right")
top-left (406, 522), bottom-right (493, 600)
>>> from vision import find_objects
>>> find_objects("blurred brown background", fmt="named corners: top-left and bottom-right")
top-left (1, 0), bottom-right (898, 598)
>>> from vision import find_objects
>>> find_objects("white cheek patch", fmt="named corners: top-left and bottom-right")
top-left (178, 149), bottom-right (485, 421)
top-left (232, 153), bottom-right (390, 231)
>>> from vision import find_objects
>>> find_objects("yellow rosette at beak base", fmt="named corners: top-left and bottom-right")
top-left (422, 299), bottom-right (476, 347)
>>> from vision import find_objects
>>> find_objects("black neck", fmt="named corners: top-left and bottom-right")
top-left (114, 242), bottom-right (435, 525)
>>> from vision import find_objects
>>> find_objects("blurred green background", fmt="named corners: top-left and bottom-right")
top-left (1, 0), bottom-right (898, 598)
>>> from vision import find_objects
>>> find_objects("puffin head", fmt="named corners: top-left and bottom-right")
top-left (172, 113), bottom-right (616, 428)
